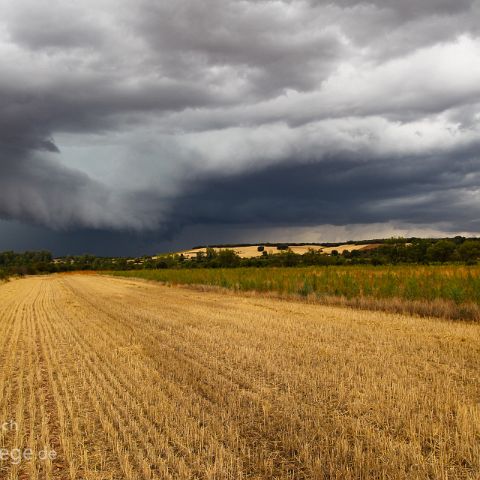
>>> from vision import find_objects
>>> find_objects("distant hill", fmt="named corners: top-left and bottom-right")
top-left (179, 243), bottom-right (383, 259)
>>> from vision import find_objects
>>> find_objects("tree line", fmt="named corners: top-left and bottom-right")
top-left (162, 238), bottom-right (480, 268)
top-left (1, 237), bottom-right (480, 280)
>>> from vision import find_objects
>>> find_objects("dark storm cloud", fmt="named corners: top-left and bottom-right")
top-left (164, 140), bottom-right (480, 235)
top-left (0, 0), bottom-right (480, 252)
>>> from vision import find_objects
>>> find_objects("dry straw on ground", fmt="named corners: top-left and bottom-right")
top-left (0, 274), bottom-right (479, 479)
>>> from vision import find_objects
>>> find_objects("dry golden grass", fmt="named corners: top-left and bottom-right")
top-left (0, 274), bottom-right (479, 479)
top-left (181, 244), bottom-right (375, 259)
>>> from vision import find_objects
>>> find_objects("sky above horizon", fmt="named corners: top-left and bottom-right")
top-left (1, 0), bottom-right (480, 255)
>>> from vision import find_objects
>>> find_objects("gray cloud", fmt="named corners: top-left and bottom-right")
top-left (0, 0), bottom-right (479, 253)
top-left (4, 1), bottom-right (105, 51)
top-left (134, 0), bottom-right (349, 96)
top-left (163, 141), bottom-right (480, 234)
top-left (336, 0), bottom-right (476, 18)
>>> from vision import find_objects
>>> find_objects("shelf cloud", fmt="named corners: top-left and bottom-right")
top-left (1, 0), bottom-right (480, 253)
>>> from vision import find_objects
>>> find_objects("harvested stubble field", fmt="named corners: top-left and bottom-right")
top-left (0, 274), bottom-right (479, 479)
top-left (180, 244), bottom-right (374, 259)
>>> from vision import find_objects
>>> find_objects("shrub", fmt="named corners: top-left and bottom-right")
top-left (427, 240), bottom-right (456, 263)
top-left (458, 240), bottom-right (480, 263)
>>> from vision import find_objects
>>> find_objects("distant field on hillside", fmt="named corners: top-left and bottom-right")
top-left (111, 265), bottom-right (480, 321)
top-left (180, 243), bottom-right (379, 259)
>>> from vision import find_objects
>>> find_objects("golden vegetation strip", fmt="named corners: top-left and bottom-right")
top-left (0, 274), bottom-right (479, 479)
top-left (180, 244), bottom-right (373, 259)
top-left (111, 266), bottom-right (480, 321)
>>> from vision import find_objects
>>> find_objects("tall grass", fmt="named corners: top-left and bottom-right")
top-left (110, 266), bottom-right (480, 321)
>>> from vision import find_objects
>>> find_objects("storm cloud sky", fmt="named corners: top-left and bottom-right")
top-left (1, 0), bottom-right (480, 254)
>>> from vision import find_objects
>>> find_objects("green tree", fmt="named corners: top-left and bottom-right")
top-left (206, 248), bottom-right (217, 260)
top-left (215, 249), bottom-right (240, 268)
top-left (427, 240), bottom-right (456, 263)
top-left (457, 240), bottom-right (480, 263)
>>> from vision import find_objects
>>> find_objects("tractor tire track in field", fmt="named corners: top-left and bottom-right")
top-left (0, 274), bottom-right (479, 479)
